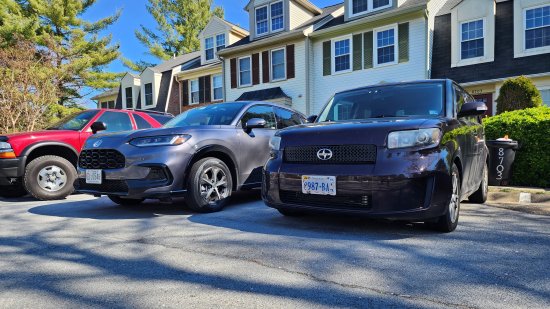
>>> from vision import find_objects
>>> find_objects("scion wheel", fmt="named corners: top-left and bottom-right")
top-left (427, 163), bottom-right (460, 233)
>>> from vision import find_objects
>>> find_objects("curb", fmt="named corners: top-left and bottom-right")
top-left (487, 186), bottom-right (550, 204)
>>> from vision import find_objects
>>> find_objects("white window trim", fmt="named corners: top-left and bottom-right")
top-left (458, 18), bottom-right (486, 65)
top-left (238, 56), bottom-right (252, 88)
top-left (270, 47), bottom-right (287, 82)
top-left (331, 34), bottom-right (353, 75)
top-left (373, 24), bottom-right (398, 68)
top-left (205, 37), bottom-right (215, 62)
top-left (255, 1), bottom-right (285, 37)
top-left (349, 0), bottom-right (393, 19)
top-left (211, 74), bottom-right (224, 102)
top-left (189, 79), bottom-right (200, 105)
top-left (255, 5), bottom-right (269, 37)
top-left (144, 83), bottom-right (154, 106)
top-left (216, 33), bottom-right (226, 51)
top-left (523, 4), bottom-right (550, 54)
top-left (270, 1), bottom-right (285, 34)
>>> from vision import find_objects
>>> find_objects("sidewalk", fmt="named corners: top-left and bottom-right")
top-left (486, 186), bottom-right (550, 216)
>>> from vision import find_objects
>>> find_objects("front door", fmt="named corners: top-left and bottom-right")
top-left (473, 93), bottom-right (493, 117)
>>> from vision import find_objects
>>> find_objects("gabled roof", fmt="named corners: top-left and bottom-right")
top-left (437, 0), bottom-right (506, 16)
top-left (150, 51), bottom-right (202, 73)
top-left (91, 88), bottom-right (118, 100)
top-left (199, 15), bottom-right (249, 38)
top-left (245, 0), bottom-right (322, 15)
top-left (236, 87), bottom-right (291, 101)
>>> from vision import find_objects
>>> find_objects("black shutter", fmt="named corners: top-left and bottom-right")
top-left (323, 41), bottom-right (331, 76)
top-left (198, 76), bottom-right (205, 103)
top-left (252, 53), bottom-right (260, 85)
top-left (363, 31), bottom-right (373, 69)
top-left (230, 58), bottom-right (237, 88)
top-left (262, 51), bottom-right (270, 83)
top-left (204, 75), bottom-right (211, 103)
top-left (286, 44), bottom-right (295, 79)
top-left (182, 80), bottom-right (189, 106)
top-left (353, 34), bottom-right (363, 71)
top-left (398, 23), bottom-right (409, 63)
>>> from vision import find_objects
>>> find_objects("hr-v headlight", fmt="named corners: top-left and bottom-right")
top-left (269, 136), bottom-right (281, 151)
top-left (129, 135), bottom-right (191, 147)
top-left (387, 128), bottom-right (442, 149)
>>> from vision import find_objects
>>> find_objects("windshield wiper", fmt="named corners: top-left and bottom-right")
top-left (371, 114), bottom-right (411, 118)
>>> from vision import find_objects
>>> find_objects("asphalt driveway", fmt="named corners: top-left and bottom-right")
top-left (0, 192), bottom-right (549, 308)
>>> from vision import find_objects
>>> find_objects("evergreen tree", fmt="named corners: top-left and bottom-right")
top-left (123, 0), bottom-right (223, 72)
top-left (0, 0), bottom-right (122, 105)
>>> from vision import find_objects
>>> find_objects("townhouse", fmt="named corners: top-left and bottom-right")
top-left (432, 0), bottom-right (550, 115)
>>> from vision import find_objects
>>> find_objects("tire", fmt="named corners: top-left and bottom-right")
top-left (23, 155), bottom-right (76, 201)
top-left (427, 163), bottom-right (460, 233)
top-left (277, 208), bottom-right (304, 217)
top-left (108, 195), bottom-right (145, 206)
top-left (469, 162), bottom-right (488, 204)
top-left (0, 184), bottom-right (27, 198)
top-left (185, 157), bottom-right (233, 213)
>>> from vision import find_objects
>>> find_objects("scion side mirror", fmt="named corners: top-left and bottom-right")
top-left (458, 101), bottom-right (487, 118)
top-left (306, 115), bottom-right (318, 123)
top-left (91, 121), bottom-right (107, 134)
top-left (244, 118), bottom-right (267, 133)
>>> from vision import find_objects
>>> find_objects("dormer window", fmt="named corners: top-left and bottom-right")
top-left (525, 5), bottom-right (550, 50)
top-left (351, 0), bottom-right (392, 16)
top-left (460, 20), bottom-right (484, 59)
top-left (205, 37), bottom-right (215, 61)
top-left (255, 1), bottom-right (284, 37)
top-left (216, 34), bottom-right (226, 52)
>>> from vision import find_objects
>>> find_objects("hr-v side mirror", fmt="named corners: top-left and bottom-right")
top-left (306, 115), bottom-right (318, 123)
top-left (458, 101), bottom-right (487, 118)
top-left (244, 118), bottom-right (266, 133)
top-left (90, 121), bottom-right (107, 134)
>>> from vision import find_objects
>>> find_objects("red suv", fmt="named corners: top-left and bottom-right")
top-left (0, 109), bottom-right (172, 200)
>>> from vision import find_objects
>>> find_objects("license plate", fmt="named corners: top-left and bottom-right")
top-left (85, 169), bottom-right (102, 184)
top-left (302, 175), bottom-right (336, 196)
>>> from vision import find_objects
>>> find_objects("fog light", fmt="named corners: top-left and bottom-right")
top-left (146, 167), bottom-right (167, 181)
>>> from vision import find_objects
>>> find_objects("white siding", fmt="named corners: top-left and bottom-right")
top-left (224, 40), bottom-right (308, 114)
top-left (120, 74), bottom-right (141, 109)
top-left (289, 0), bottom-right (314, 30)
top-left (199, 18), bottom-right (231, 65)
top-left (140, 69), bottom-right (162, 109)
top-left (310, 17), bottom-right (428, 114)
top-left (427, 0), bottom-right (448, 74)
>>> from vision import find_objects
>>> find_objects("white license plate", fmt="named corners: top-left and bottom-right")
top-left (85, 169), bottom-right (102, 184)
top-left (302, 175), bottom-right (336, 196)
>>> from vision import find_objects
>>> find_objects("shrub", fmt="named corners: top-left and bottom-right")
top-left (484, 106), bottom-right (550, 188)
top-left (496, 76), bottom-right (543, 114)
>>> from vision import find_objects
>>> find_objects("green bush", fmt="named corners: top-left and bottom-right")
top-left (496, 76), bottom-right (543, 114)
top-left (484, 106), bottom-right (550, 188)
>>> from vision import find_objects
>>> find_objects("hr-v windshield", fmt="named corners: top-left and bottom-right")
top-left (164, 103), bottom-right (247, 127)
top-left (317, 83), bottom-right (445, 122)
top-left (48, 110), bottom-right (100, 131)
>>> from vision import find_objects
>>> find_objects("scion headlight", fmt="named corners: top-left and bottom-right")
top-left (387, 128), bottom-right (442, 149)
top-left (269, 136), bottom-right (281, 151)
top-left (129, 135), bottom-right (191, 147)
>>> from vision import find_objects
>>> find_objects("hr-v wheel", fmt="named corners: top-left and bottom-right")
top-left (469, 162), bottom-right (488, 204)
top-left (185, 157), bottom-right (233, 213)
top-left (428, 163), bottom-right (460, 233)
top-left (23, 155), bottom-right (76, 200)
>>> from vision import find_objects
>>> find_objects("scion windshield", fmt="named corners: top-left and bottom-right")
top-left (164, 103), bottom-right (247, 127)
top-left (317, 82), bottom-right (445, 122)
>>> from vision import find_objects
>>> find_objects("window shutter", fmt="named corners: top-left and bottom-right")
top-left (262, 51), bottom-right (270, 83)
top-left (363, 31), bottom-right (373, 69)
top-left (204, 75), bottom-right (211, 103)
top-left (198, 76), bottom-right (205, 103)
top-left (323, 41), bottom-right (331, 76)
top-left (398, 23), bottom-right (409, 63)
top-left (286, 44), bottom-right (295, 79)
top-left (230, 58), bottom-right (237, 89)
top-left (252, 53), bottom-right (260, 85)
top-left (353, 34), bottom-right (363, 71)
top-left (182, 80), bottom-right (189, 106)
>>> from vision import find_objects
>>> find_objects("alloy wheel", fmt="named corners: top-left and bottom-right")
top-left (199, 166), bottom-right (229, 203)
top-left (449, 171), bottom-right (460, 223)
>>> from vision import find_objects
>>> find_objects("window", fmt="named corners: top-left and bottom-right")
top-left (256, 6), bottom-right (268, 35)
top-left (190, 79), bottom-right (199, 104)
top-left (107, 101), bottom-right (115, 109)
top-left (525, 6), bottom-right (550, 50)
top-left (271, 2), bottom-right (284, 32)
top-left (239, 57), bottom-right (252, 87)
top-left (125, 87), bottom-right (133, 108)
top-left (133, 114), bottom-right (152, 129)
top-left (212, 74), bottom-right (223, 101)
top-left (144, 83), bottom-right (153, 106)
top-left (333, 38), bottom-right (351, 73)
top-left (375, 27), bottom-right (396, 65)
top-left (240, 105), bottom-right (276, 129)
top-left (205, 37), bottom-right (215, 61)
top-left (96, 111), bottom-right (133, 132)
top-left (541, 89), bottom-right (550, 106)
top-left (150, 114), bottom-right (173, 125)
top-left (352, 0), bottom-right (392, 16)
top-left (461, 20), bottom-right (484, 59)
top-left (216, 34), bottom-right (226, 52)
top-left (275, 107), bottom-right (303, 129)
top-left (101, 102), bottom-right (108, 109)
top-left (271, 48), bottom-right (286, 81)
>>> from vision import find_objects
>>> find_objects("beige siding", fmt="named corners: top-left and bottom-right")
top-left (140, 69), bottom-right (162, 109)
top-left (120, 74), bottom-right (141, 109)
top-left (427, 0), bottom-right (449, 74)
top-left (289, 1), bottom-right (314, 30)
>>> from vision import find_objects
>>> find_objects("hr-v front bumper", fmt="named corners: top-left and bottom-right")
top-left (262, 147), bottom-right (453, 221)
top-left (76, 143), bottom-right (194, 199)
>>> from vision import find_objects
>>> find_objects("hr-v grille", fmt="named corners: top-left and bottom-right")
top-left (79, 149), bottom-right (125, 169)
top-left (284, 145), bottom-right (377, 164)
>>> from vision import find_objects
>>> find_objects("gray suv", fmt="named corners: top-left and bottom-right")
top-left (76, 102), bottom-right (305, 212)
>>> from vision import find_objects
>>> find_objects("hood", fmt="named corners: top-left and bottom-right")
top-left (279, 118), bottom-right (444, 147)
top-left (2, 130), bottom-right (79, 140)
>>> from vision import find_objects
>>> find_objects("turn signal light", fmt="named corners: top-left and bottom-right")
top-left (0, 151), bottom-right (16, 159)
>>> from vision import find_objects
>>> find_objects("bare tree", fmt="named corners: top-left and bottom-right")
top-left (0, 39), bottom-right (59, 133)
